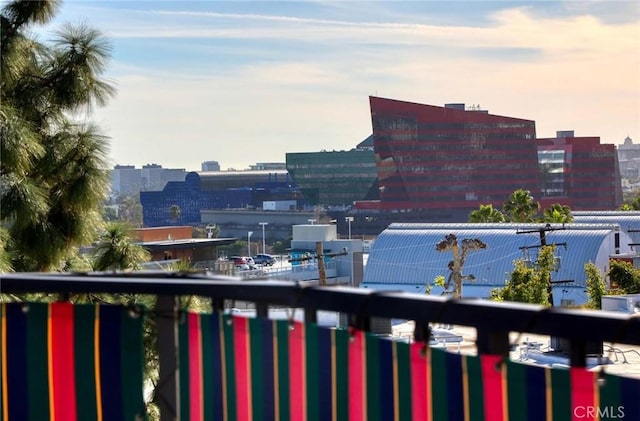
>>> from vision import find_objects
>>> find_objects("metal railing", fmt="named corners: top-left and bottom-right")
top-left (2, 270), bottom-right (639, 420)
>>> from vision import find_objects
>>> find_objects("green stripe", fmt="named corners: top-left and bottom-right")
top-left (333, 328), bottom-right (349, 421)
top-left (550, 368), bottom-right (571, 421)
top-left (26, 303), bottom-right (49, 421)
top-left (365, 332), bottom-right (381, 421)
top-left (178, 312), bottom-right (190, 421)
top-left (222, 314), bottom-right (237, 421)
top-left (305, 322), bottom-right (319, 421)
top-left (394, 340), bottom-right (412, 421)
top-left (598, 372), bottom-right (620, 416)
top-left (74, 305), bottom-right (97, 419)
top-left (506, 361), bottom-right (528, 421)
top-left (249, 318), bottom-right (264, 420)
top-left (466, 355), bottom-right (485, 421)
top-left (201, 315), bottom-right (214, 421)
top-left (431, 347), bottom-right (448, 421)
top-left (275, 320), bottom-right (290, 421)
top-left (120, 306), bottom-right (144, 420)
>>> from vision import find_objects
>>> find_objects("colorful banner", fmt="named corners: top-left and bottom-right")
top-left (179, 313), bottom-right (640, 421)
top-left (0, 302), bottom-right (145, 421)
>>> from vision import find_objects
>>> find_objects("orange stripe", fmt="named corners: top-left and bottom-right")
top-left (462, 356), bottom-right (470, 421)
top-left (94, 305), bottom-right (102, 421)
top-left (1, 304), bottom-right (8, 421)
top-left (50, 303), bottom-right (77, 421)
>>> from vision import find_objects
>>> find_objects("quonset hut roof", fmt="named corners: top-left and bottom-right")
top-left (573, 211), bottom-right (640, 248)
top-left (362, 223), bottom-right (632, 293)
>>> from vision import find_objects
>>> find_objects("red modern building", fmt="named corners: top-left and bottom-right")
top-left (351, 97), bottom-right (622, 231)
top-left (537, 131), bottom-right (622, 210)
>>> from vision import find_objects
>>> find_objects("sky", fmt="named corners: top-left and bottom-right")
top-left (39, 0), bottom-right (640, 171)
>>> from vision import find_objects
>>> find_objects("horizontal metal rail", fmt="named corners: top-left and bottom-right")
top-left (2, 271), bottom-right (639, 347)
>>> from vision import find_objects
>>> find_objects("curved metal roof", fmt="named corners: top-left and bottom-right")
top-left (573, 213), bottom-right (640, 246)
top-left (363, 223), bottom-right (633, 289)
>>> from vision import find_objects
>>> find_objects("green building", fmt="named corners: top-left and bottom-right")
top-left (286, 139), bottom-right (378, 207)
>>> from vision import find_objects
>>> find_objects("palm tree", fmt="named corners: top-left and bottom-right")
top-left (92, 223), bottom-right (150, 271)
top-left (1, 0), bottom-right (115, 271)
top-left (541, 203), bottom-right (573, 223)
top-left (469, 204), bottom-right (506, 223)
top-left (502, 189), bottom-right (540, 223)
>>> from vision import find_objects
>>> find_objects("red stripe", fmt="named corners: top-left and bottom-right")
top-left (348, 329), bottom-right (366, 421)
top-left (233, 316), bottom-right (251, 421)
top-left (571, 367), bottom-right (596, 421)
top-left (410, 343), bottom-right (430, 420)
top-left (50, 303), bottom-right (77, 421)
top-left (188, 313), bottom-right (203, 421)
top-left (481, 355), bottom-right (505, 421)
top-left (289, 321), bottom-right (305, 421)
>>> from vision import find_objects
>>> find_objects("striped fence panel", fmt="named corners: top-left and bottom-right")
top-left (0, 302), bottom-right (145, 421)
top-left (179, 313), bottom-right (640, 421)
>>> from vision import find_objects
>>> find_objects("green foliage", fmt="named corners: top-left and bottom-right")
top-left (492, 245), bottom-right (555, 306)
top-left (502, 189), bottom-right (540, 222)
top-left (607, 260), bottom-right (640, 294)
top-left (541, 203), bottom-right (574, 223)
top-left (1, 0), bottom-right (115, 271)
top-left (584, 262), bottom-right (606, 309)
top-left (271, 240), bottom-right (290, 255)
top-left (468, 204), bottom-right (506, 223)
top-left (91, 222), bottom-right (150, 271)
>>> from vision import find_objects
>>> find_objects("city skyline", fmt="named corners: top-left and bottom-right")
top-left (44, 1), bottom-right (640, 172)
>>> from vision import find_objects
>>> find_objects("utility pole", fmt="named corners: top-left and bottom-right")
top-left (516, 224), bottom-right (567, 307)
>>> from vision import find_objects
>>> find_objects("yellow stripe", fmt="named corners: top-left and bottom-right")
top-left (462, 356), bottom-right (470, 421)
top-left (94, 305), bottom-right (103, 421)
top-left (545, 367), bottom-right (553, 421)
top-left (502, 361), bottom-right (509, 421)
top-left (392, 342), bottom-right (399, 421)
top-left (1, 303), bottom-right (8, 421)
top-left (47, 304), bottom-right (55, 421)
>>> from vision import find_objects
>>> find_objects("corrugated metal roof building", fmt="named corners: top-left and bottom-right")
top-left (362, 223), bottom-right (633, 306)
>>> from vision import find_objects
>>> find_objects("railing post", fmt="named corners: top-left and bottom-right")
top-left (476, 329), bottom-right (510, 356)
top-left (157, 295), bottom-right (180, 421)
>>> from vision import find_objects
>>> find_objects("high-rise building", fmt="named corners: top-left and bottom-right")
top-left (537, 131), bottom-right (622, 210)
top-left (286, 140), bottom-right (378, 207)
top-left (201, 161), bottom-right (221, 171)
top-left (362, 96), bottom-right (541, 216)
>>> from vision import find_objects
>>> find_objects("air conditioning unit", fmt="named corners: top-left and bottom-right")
top-left (602, 294), bottom-right (640, 314)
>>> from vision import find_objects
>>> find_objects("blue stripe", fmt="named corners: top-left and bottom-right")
top-left (378, 338), bottom-right (395, 421)
top-left (525, 365), bottom-right (547, 421)
top-left (6, 304), bottom-right (28, 421)
top-left (260, 318), bottom-right (275, 420)
top-left (621, 376), bottom-right (640, 420)
top-left (445, 350), bottom-right (464, 421)
top-left (317, 327), bottom-right (333, 421)
top-left (99, 305), bottom-right (123, 421)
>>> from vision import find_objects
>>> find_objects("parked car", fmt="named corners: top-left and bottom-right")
top-left (253, 254), bottom-right (277, 266)
top-left (227, 256), bottom-right (250, 270)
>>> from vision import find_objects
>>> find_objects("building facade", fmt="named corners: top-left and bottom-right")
top-left (286, 147), bottom-right (378, 207)
top-left (537, 131), bottom-right (622, 210)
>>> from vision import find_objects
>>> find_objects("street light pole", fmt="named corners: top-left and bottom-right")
top-left (248, 231), bottom-right (253, 256)
top-left (345, 217), bottom-right (354, 240)
top-left (259, 222), bottom-right (268, 254)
